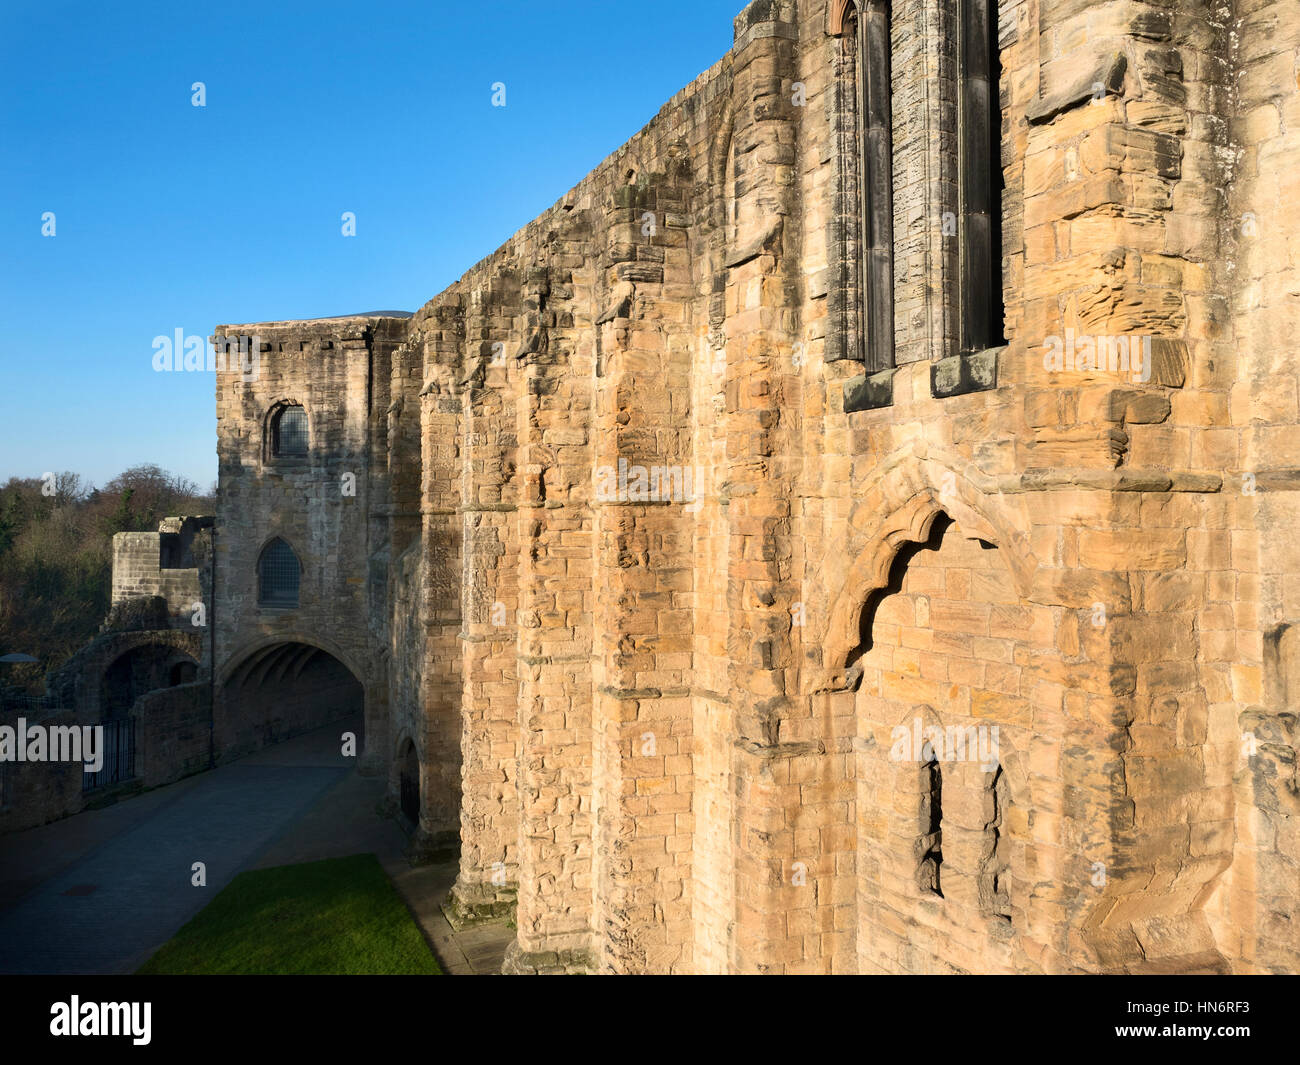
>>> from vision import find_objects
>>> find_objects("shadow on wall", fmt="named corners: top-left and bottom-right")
top-left (398, 738), bottom-right (419, 827)
top-left (100, 643), bottom-right (199, 720)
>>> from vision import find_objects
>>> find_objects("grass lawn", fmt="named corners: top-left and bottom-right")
top-left (138, 853), bottom-right (442, 975)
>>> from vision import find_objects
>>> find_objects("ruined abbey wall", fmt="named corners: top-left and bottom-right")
top-left (1208, 0), bottom-right (1300, 976)
top-left (210, 0), bottom-right (1300, 973)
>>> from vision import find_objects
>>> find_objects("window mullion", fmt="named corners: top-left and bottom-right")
top-left (959, 0), bottom-right (1000, 356)
top-left (862, 3), bottom-right (894, 374)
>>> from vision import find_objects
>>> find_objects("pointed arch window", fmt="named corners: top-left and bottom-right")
top-left (918, 747), bottom-right (944, 897)
top-left (271, 403), bottom-right (308, 458)
top-left (258, 538), bottom-right (301, 607)
top-left (980, 763), bottom-right (1012, 919)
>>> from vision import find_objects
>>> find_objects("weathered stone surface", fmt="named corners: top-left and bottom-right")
top-left (844, 367), bottom-right (895, 411)
top-left (1026, 51), bottom-right (1128, 125)
top-left (186, 0), bottom-right (1300, 975)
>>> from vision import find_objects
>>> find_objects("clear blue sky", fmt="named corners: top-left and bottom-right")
top-left (0, 0), bottom-right (742, 491)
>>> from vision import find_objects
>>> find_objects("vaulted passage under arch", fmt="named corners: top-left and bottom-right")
top-left (216, 642), bottom-right (363, 761)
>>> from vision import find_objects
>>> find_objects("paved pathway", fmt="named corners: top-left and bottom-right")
top-left (0, 720), bottom-right (513, 975)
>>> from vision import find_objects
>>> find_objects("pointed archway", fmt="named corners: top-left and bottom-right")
top-left (842, 511), bottom-right (1040, 974)
top-left (217, 641), bottom-right (363, 760)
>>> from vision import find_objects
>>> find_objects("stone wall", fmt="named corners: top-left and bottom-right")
top-left (1206, 0), bottom-right (1300, 976)
top-left (206, 0), bottom-right (1300, 973)
top-left (45, 629), bottom-right (203, 718)
top-left (133, 682), bottom-right (210, 788)
top-left (210, 316), bottom-right (403, 771)
top-left (1, 595), bottom-right (208, 836)
top-left (0, 708), bottom-right (98, 834)
top-left (0, 674), bottom-right (211, 834)
top-left (110, 516), bottom-right (213, 630)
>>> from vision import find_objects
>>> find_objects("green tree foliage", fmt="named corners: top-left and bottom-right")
top-left (0, 467), bottom-right (213, 692)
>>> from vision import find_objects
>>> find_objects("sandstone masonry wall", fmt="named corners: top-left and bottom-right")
top-left (207, 0), bottom-right (1300, 973)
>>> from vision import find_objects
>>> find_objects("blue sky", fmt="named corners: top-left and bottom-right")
top-left (0, 0), bottom-right (742, 490)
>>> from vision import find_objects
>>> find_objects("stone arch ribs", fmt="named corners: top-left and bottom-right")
top-left (215, 637), bottom-right (366, 764)
top-left (281, 644), bottom-right (322, 683)
top-left (247, 644), bottom-right (318, 690)
top-left (227, 644), bottom-right (282, 690)
top-left (218, 633), bottom-right (365, 691)
top-left (220, 640), bottom-right (358, 698)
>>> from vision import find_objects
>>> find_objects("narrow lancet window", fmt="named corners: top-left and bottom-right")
top-left (272, 404), bottom-right (308, 457)
top-left (918, 750), bottom-right (944, 897)
top-left (258, 538), bottom-right (301, 607)
top-left (980, 764), bottom-right (1012, 919)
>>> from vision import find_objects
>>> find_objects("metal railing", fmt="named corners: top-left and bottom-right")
top-left (0, 690), bottom-right (64, 716)
top-left (82, 719), bottom-right (135, 792)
